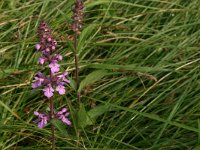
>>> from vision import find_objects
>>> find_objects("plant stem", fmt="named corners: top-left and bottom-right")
top-left (74, 31), bottom-right (81, 150)
top-left (49, 97), bottom-right (55, 150)
top-left (74, 32), bottom-right (80, 105)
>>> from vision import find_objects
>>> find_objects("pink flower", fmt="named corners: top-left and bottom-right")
top-left (56, 54), bottom-right (62, 61)
top-left (49, 61), bottom-right (60, 74)
top-left (52, 46), bottom-right (56, 50)
top-left (56, 108), bottom-right (71, 125)
top-left (56, 84), bottom-right (65, 95)
top-left (32, 72), bottom-right (45, 88)
top-left (43, 84), bottom-right (54, 98)
top-left (48, 37), bottom-right (52, 42)
top-left (39, 57), bottom-right (46, 65)
top-left (53, 40), bottom-right (57, 46)
top-left (34, 111), bottom-right (49, 128)
top-left (35, 44), bottom-right (41, 50)
top-left (58, 72), bottom-right (70, 84)
top-left (53, 54), bottom-right (62, 61)
top-left (45, 47), bottom-right (50, 52)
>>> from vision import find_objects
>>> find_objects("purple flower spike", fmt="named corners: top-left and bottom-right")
top-left (43, 84), bottom-right (54, 98)
top-left (71, 0), bottom-right (84, 34)
top-left (32, 22), bottom-right (70, 97)
top-left (34, 111), bottom-right (49, 128)
top-left (49, 61), bottom-right (60, 74)
top-left (56, 108), bottom-right (71, 125)
top-left (32, 21), bottom-right (72, 128)
top-left (56, 84), bottom-right (66, 95)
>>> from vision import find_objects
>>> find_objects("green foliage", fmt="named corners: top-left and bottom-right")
top-left (78, 102), bottom-right (114, 128)
top-left (1, 0), bottom-right (200, 149)
top-left (51, 119), bottom-right (69, 137)
top-left (78, 103), bottom-right (93, 128)
top-left (79, 70), bottom-right (108, 92)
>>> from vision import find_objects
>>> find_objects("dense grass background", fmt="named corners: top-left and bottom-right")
top-left (1, 0), bottom-right (200, 149)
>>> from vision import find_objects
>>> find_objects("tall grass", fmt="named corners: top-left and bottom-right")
top-left (1, 0), bottom-right (200, 149)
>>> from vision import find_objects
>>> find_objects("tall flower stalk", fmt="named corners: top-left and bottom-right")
top-left (71, 0), bottom-right (84, 105)
top-left (32, 21), bottom-right (71, 150)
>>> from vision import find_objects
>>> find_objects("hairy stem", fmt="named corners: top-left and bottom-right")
top-left (74, 32), bottom-right (80, 105)
top-left (74, 31), bottom-right (81, 150)
top-left (49, 97), bottom-right (55, 150)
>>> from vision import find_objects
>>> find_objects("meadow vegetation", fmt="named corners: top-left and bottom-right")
top-left (1, 0), bottom-right (200, 149)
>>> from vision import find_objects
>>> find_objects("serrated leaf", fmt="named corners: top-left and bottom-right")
top-left (78, 70), bottom-right (108, 92)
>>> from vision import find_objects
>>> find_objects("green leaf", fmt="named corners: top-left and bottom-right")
top-left (88, 104), bottom-right (113, 120)
top-left (51, 119), bottom-right (68, 137)
top-left (78, 103), bottom-right (93, 128)
top-left (0, 101), bottom-right (21, 120)
top-left (192, 146), bottom-right (200, 150)
top-left (0, 69), bottom-right (16, 79)
top-left (78, 24), bottom-right (98, 54)
top-left (78, 70), bottom-right (108, 92)
top-left (68, 77), bottom-right (77, 91)
top-left (78, 103), bottom-right (117, 128)
top-left (88, 63), bottom-right (171, 72)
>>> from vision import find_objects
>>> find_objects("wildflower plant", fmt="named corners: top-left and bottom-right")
top-left (32, 1), bottom-right (84, 149)
top-left (32, 21), bottom-right (71, 150)
top-left (71, 0), bottom-right (84, 105)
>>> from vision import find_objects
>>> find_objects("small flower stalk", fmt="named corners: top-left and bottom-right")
top-left (32, 21), bottom-right (71, 150)
top-left (71, 0), bottom-right (84, 105)
top-left (71, 0), bottom-right (84, 34)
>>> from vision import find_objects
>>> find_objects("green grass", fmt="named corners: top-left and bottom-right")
top-left (1, 0), bottom-right (200, 149)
